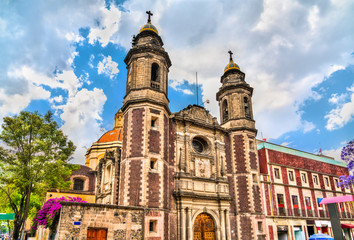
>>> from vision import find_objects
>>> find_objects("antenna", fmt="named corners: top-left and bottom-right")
top-left (196, 72), bottom-right (198, 105)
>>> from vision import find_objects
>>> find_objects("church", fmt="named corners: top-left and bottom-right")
top-left (56, 11), bottom-right (266, 240)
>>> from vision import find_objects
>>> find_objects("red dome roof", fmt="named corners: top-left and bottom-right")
top-left (97, 128), bottom-right (123, 143)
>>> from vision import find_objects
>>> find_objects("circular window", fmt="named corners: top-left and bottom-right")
top-left (192, 137), bottom-right (208, 153)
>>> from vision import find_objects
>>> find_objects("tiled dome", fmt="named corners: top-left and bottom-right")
top-left (224, 60), bottom-right (240, 73)
top-left (97, 128), bottom-right (123, 143)
top-left (139, 23), bottom-right (159, 35)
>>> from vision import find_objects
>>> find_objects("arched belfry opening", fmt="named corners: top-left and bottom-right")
top-left (151, 63), bottom-right (160, 89)
top-left (193, 213), bottom-right (216, 240)
top-left (222, 100), bottom-right (228, 123)
top-left (244, 97), bottom-right (251, 119)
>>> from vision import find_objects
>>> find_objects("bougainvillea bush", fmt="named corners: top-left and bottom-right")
top-left (339, 140), bottom-right (354, 187)
top-left (31, 197), bottom-right (86, 233)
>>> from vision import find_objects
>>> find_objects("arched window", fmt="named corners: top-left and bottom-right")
top-left (73, 179), bottom-right (84, 191)
top-left (222, 100), bottom-right (229, 122)
top-left (244, 97), bottom-right (251, 119)
top-left (151, 63), bottom-right (160, 89)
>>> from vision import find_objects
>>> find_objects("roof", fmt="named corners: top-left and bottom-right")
top-left (97, 128), bottom-right (123, 143)
top-left (257, 141), bottom-right (347, 167)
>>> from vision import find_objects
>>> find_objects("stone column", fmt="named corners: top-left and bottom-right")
top-left (101, 163), bottom-right (106, 191)
top-left (220, 209), bottom-right (226, 240)
top-left (181, 208), bottom-right (186, 240)
top-left (187, 208), bottom-right (193, 240)
top-left (225, 210), bottom-right (231, 240)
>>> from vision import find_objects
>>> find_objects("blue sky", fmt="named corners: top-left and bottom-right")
top-left (1, 0), bottom-right (353, 163)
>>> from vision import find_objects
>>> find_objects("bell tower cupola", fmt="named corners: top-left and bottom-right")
top-left (123, 11), bottom-right (171, 112)
top-left (216, 51), bottom-right (255, 132)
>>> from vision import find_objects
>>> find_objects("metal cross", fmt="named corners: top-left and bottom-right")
top-left (228, 50), bottom-right (233, 61)
top-left (146, 11), bottom-right (153, 23)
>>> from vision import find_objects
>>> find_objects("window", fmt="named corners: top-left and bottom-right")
top-left (324, 177), bottom-right (329, 187)
top-left (151, 63), bottom-right (160, 89)
top-left (249, 140), bottom-right (254, 151)
top-left (292, 195), bottom-right (299, 208)
top-left (73, 179), bottom-right (84, 191)
top-left (313, 175), bottom-right (318, 185)
top-left (244, 97), bottom-right (251, 119)
top-left (105, 165), bottom-right (111, 183)
top-left (301, 173), bottom-right (307, 183)
top-left (150, 159), bottom-right (157, 170)
top-left (335, 179), bottom-right (339, 188)
top-left (151, 116), bottom-right (158, 129)
top-left (149, 220), bottom-right (157, 233)
top-left (288, 171), bottom-right (294, 181)
top-left (274, 168), bottom-right (280, 179)
top-left (258, 222), bottom-right (263, 232)
top-left (277, 194), bottom-right (284, 206)
top-left (222, 100), bottom-right (228, 122)
top-left (192, 137), bottom-right (208, 154)
top-left (253, 174), bottom-right (257, 183)
top-left (305, 197), bottom-right (311, 209)
top-left (277, 194), bottom-right (285, 215)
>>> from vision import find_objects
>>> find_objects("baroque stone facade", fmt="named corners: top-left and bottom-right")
top-left (65, 13), bottom-right (266, 240)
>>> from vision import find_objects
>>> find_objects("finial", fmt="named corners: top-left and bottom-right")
top-left (146, 11), bottom-right (153, 23)
top-left (228, 50), bottom-right (233, 62)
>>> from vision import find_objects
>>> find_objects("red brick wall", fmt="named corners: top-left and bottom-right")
top-left (284, 186), bottom-right (292, 216)
top-left (163, 115), bottom-right (168, 161)
top-left (128, 160), bottom-right (142, 206)
top-left (234, 135), bottom-right (246, 173)
top-left (224, 134), bottom-right (232, 174)
top-left (168, 119), bottom-right (175, 165)
top-left (148, 129), bottom-right (161, 153)
top-left (268, 225), bottom-right (274, 240)
top-left (237, 176), bottom-right (250, 212)
top-left (250, 151), bottom-right (258, 170)
top-left (253, 185), bottom-right (262, 213)
top-left (228, 176), bottom-right (236, 213)
top-left (163, 164), bottom-right (168, 209)
top-left (147, 171), bottom-right (160, 207)
top-left (263, 178), bottom-right (272, 215)
top-left (130, 108), bottom-right (144, 157)
top-left (266, 149), bottom-right (348, 176)
top-left (258, 148), bottom-right (268, 174)
top-left (240, 216), bottom-right (252, 239)
top-left (122, 113), bottom-right (128, 159)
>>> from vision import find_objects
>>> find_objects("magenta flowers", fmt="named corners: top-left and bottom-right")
top-left (31, 196), bottom-right (86, 232)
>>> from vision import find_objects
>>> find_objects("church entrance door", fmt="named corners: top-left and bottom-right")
top-left (193, 213), bottom-right (216, 240)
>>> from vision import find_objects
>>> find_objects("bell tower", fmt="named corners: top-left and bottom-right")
top-left (123, 10), bottom-right (171, 111)
top-left (119, 11), bottom-right (175, 239)
top-left (217, 51), bottom-right (266, 240)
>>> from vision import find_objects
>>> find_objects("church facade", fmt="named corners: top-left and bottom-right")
top-left (57, 13), bottom-right (266, 240)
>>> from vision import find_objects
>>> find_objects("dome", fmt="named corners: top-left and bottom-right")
top-left (224, 60), bottom-right (240, 73)
top-left (97, 128), bottom-right (123, 143)
top-left (139, 23), bottom-right (159, 35)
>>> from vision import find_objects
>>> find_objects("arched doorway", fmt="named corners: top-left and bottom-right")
top-left (193, 213), bottom-right (216, 240)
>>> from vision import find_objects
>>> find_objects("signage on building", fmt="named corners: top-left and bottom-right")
top-left (0, 213), bottom-right (15, 220)
top-left (315, 220), bottom-right (332, 227)
top-left (277, 226), bottom-right (288, 232)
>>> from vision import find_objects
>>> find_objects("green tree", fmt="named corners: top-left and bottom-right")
top-left (0, 111), bottom-right (76, 239)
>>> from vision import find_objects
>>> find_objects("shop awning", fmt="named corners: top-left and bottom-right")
top-left (341, 223), bottom-right (354, 229)
top-left (319, 195), bottom-right (354, 204)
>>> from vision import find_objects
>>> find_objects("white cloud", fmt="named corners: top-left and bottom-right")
top-left (97, 55), bottom-right (119, 79)
top-left (57, 88), bottom-right (107, 162)
top-left (322, 147), bottom-right (343, 161)
top-left (303, 120), bottom-right (316, 133)
top-left (88, 5), bottom-right (121, 47)
top-left (325, 90), bottom-right (354, 130)
top-left (182, 89), bottom-right (193, 95)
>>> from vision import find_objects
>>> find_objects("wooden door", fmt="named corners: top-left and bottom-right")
top-left (193, 213), bottom-right (215, 240)
top-left (87, 228), bottom-right (107, 240)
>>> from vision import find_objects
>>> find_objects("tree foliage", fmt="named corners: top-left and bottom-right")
top-left (0, 111), bottom-right (76, 239)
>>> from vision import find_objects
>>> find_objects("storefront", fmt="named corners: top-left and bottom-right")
top-left (315, 220), bottom-right (332, 236)
top-left (277, 225), bottom-right (288, 240)
top-left (294, 226), bottom-right (305, 240)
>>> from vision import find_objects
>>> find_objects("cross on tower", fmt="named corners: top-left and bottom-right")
top-left (228, 50), bottom-right (233, 62)
top-left (146, 11), bottom-right (153, 23)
